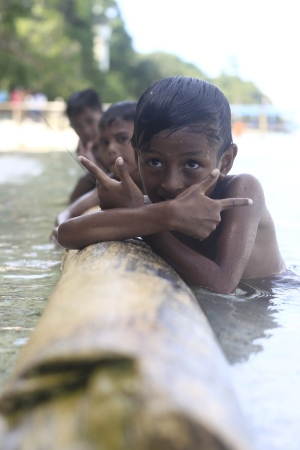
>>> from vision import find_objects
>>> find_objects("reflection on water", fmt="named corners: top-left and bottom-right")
top-left (232, 275), bottom-right (300, 450)
top-left (0, 151), bottom-right (80, 392)
top-left (193, 272), bottom-right (300, 450)
top-left (0, 134), bottom-right (300, 450)
top-left (193, 271), bottom-right (300, 364)
top-left (193, 286), bottom-right (278, 365)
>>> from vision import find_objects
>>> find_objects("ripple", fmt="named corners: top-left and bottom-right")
top-left (3, 274), bottom-right (52, 279)
top-left (4, 260), bottom-right (61, 269)
top-left (32, 243), bottom-right (56, 251)
top-left (13, 338), bottom-right (29, 347)
top-left (0, 155), bottom-right (43, 184)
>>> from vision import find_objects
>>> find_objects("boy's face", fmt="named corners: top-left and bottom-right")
top-left (137, 129), bottom-right (226, 203)
top-left (70, 107), bottom-right (102, 145)
top-left (99, 118), bottom-right (137, 177)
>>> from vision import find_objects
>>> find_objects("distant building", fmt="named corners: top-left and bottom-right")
top-left (231, 104), bottom-right (295, 132)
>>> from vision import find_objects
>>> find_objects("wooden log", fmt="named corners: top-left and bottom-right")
top-left (0, 240), bottom-right (253, 450)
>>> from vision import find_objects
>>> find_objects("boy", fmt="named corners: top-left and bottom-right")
top-left (51, 101), bottom-right (140, 241)
top-left (66, 89), bottom-right (108, 202)
top-left (58, 77), bottom-right (286, 294)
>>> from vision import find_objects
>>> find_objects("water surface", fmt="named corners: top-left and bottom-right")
top-left (0, 151), bottom-right (79, 388)
top-left (0, 133), bottom-right (300, 449)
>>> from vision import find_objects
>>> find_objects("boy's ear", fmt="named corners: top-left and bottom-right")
top-left (218, 144), bottom-right (238, 176)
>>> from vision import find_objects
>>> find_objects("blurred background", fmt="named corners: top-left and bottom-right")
top-left (1, 0), bottom-right (299, 147)
top-left (1, 3), bottom-right (300, 449)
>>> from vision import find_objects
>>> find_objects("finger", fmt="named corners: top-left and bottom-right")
top-left (77, 140), bottom-right (84, 156)
top-left (199, 168), bottom-right (220, 194)
top-left (114, 157), bottom-right (134, 185)
top-left (219, 197), bottom-right (253, 211)
top-left (78, 156), bottom-right (109, 185)
top-left (86, 141), bottom-right (93, 152)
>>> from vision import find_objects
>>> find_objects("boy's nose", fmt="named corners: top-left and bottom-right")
top-left (107, 141), bottom-right (119, 156)
top-left (160, 170), bottom-right (184, 198)
top-left (82, 126), bottom-right (96, 142)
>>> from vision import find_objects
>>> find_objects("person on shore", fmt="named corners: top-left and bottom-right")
top-left (58, 77), bottom-right (286, 294)
top-left (51, 101), bottom-right (140, 242)
top-left (66, 88), bottom-right (107, 202)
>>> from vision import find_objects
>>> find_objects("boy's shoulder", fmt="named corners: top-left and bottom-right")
top-left (220, 173), bottom-right (265, 199)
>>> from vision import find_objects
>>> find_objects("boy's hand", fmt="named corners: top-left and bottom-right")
top-left (170, 169), bottom-right (253, 240)
top-left (78, 156), bottom-right (144, 210)
top-left (77, 140), bottom-right (96, 165)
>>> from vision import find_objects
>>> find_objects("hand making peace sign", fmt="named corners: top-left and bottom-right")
top-left (78, 156), bottom-right (144, 210)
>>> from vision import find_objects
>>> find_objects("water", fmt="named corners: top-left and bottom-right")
top-left (0, 132), bottom-right (300, 449)
top-left (194, 131), bottom-right (300, 450)
top-left (0, 151), bottom-right (80, 389)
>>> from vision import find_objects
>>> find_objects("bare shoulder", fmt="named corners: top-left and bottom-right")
top-left (221, 173), bottom-right (266, 204)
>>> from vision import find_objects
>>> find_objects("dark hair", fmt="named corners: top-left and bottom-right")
top-left (132, 76), bottom-right (233, 161)
top-left (66, 89), bottom-right (102, 118)
top-left (99, 101), bottom-right (137, 128)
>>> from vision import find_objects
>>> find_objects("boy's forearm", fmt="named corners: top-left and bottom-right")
top-left (57, 202), bottom-right (172, 250)
top-left (67, 189), bottom-right (99, 218)
top-left (143, 232), bottom-right (237, 294)
top-left (56, 189), bottom-right (99, 228)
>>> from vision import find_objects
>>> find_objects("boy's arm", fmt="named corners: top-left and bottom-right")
top-left (143, 174), bottom-right (264, 294)
top-left (58, 193), bottom-right (240, 249)
top-left (58, 202), bottom-right (171, 249)
top-left (58, 188), bottom-right (99, 225)
top-left (58, 162), bottom-right (251, 254)
top-left (69, 173), bottom-right (96, 203)
top-left (51, 187), bottom-right (99, 246)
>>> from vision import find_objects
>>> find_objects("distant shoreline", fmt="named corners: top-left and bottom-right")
top-left (0, 119), bottom-right (297, 152)
top-left (0, 119), bottom-right (78, 152)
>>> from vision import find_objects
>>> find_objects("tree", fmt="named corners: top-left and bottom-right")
top-left (0, 0), bottom-right (268, 104)
top-left (212, 74), bottom-right (267, 104)
top-left (132, 52), bottom-right (206, 98)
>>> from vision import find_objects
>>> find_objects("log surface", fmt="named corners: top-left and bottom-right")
top-left (0, 240), bottom-right (253, 450)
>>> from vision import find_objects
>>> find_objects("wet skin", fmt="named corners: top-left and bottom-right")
top-left (99, 119), bottom-right (137, 175)
top-left (137, 129), bottom-right (237, 260)
top-left (70, 107), bottom-right (102, 147)
top-left (136, 129), bottom-right (285, 289)
top-left (58, 129), bottom-right (285, 293)
top-left (99, 118), bottom-right (140, 187)
top-left (69, 108), bottom-right (107, 201)
top-left (137, 129), bottom-right (228, 203)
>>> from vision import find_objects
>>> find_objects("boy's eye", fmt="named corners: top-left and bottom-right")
top-left (117, 135), bottom-right (129, 144)
top-left (148, 158), bottom-right (162, 167)
top-left (185, 160), bottom-right (200, 169)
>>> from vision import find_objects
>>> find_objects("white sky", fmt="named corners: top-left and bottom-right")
top-left (117, 0), bottom-right (300, 123)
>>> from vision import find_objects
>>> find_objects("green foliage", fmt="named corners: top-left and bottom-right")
top-left (212, 74), bottom-right (266, 104)
top-left (132, 52), bottom-right (206, 98)
top-left (0, 0), bottom-right (267, 104)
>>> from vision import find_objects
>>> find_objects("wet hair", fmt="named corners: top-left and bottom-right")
top-left (66, 89), bottom-right (102, 119)
top-left (99, 101), bottom-right (137, 128)
top-left (132, 76), bottom-right (233, 161)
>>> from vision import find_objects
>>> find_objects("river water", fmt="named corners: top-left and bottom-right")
top-left (0, 131), bottom-right (299, 449)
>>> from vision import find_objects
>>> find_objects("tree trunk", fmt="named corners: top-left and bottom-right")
top-left (0, 239), bottom-right (253, 450)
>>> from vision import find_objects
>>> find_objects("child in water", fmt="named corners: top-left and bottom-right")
top-left (66, 88), bottom-right (108, 202)
top-left (58, 77), bottom-right (286, 294)
top-left (51, 101), bottom-right (140, 241)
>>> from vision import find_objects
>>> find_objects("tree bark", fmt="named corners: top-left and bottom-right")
top-left (0, 239), bottom-right (253, 450)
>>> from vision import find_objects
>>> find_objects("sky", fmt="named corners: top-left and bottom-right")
top-left (116, 0), bottom-right (300, 123)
